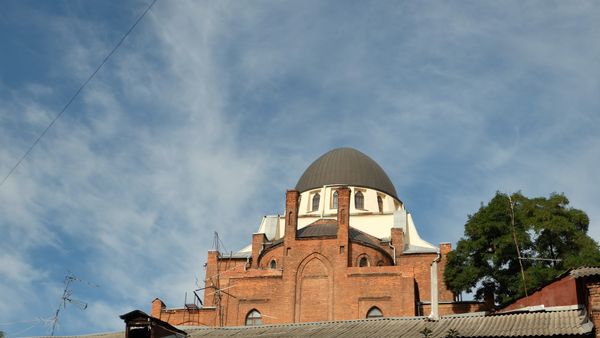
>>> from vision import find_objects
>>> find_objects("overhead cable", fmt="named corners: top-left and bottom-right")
top-left (0, 0), bottom-right (159, 188)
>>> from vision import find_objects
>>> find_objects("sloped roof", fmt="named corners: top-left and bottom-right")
top-left (295, 148), bottom-right (399, 200)
top-left (571, 266), bottom-right (600, 278)
top-left (182, 308), bottom-right (592, 337)
top-left (296, 221), bottom-right (383, 249)
top-left (42, 308), bottom-right (592, 338)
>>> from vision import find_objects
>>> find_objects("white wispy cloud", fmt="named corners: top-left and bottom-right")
top-left (1, 1), bottom-right (599, 336)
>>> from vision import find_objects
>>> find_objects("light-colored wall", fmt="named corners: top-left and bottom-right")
top-left (297, 186), bottom-right (402, 216)
top-left (276, 187), bottom-right (404, 239)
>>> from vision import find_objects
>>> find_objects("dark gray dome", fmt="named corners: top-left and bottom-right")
top-left (295, 148), bottom-right (398, 200)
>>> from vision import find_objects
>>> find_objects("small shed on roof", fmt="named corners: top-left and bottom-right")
top-left (120, 310), bottom-right (187, 338)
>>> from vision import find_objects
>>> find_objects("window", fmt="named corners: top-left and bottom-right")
top-left (377, 195), bottom-right (383, 213)
top-left (332, 190), bottom-right (338, 209)
top-left (358, 256), bottom-right (369, 267)
top-left (354, 191), bottom-right (364, 209)
top-left (269, 259), bottom-right (277, 269)
top-left (312, 192), bottom-right (320, 211)
top-left (366, 306), bottom-right (383, 318)
top-left (245, 309), bottom-right (262, 326)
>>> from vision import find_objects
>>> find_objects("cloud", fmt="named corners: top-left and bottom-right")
top-left (1, 1), bottom-right (600, 335)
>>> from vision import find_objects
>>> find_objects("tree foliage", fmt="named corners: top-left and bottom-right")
top-left (444, 192), bottom-right (600, 305)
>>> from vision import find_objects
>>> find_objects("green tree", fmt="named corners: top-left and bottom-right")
top-left (444, 192), bottom-right (600, 305)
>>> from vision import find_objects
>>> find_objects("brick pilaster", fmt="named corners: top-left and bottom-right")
top-left (586, 280), bottom-right (600, 338)
top-left (337, 187), bottom-right (351, 265)
top-left (284, 190), bottom-right (300, 247)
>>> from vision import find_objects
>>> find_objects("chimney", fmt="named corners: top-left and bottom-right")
top-left (390, 227), bottom-right (404, 264)
top-left (251, 233), bottom-right (266, 269)
top-left (203, 251), bottom-right (219, 306)
top-left (284, 190), bottom-right (300, 247)
top-left (151, 298), bottom-right (165, 318)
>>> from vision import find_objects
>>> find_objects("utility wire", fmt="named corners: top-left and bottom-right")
top-left (0, 0), bottom-right (159, 189)
top-left (507, 194), bottom-right (528, 298)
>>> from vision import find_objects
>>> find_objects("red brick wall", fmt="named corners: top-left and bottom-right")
top-left (501, 276), bottom-right (578, 311)
top-left (584, 278), bottom-right (600, 338)
top-left (154, 189), bottom-right (462, 327)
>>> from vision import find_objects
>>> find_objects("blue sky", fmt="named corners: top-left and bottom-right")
top-left (1, 0), bottom-right (600, 336)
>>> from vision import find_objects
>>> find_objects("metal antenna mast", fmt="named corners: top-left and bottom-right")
top-left (49, 273), bottom-right (98, 336)
top-left (194, 232), bottom-right (237, 326)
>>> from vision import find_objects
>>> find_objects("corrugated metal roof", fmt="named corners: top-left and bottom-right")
top-left (181, 308), bottom-right (592, 337)
top-left (41, 309), bottom-right (592, 338)
top-left (570, 267), bottom-right (600, 278)
top-left (33, 332), bottom-right (124, 338)
top-left (295, 148), bottom-right (399, 200)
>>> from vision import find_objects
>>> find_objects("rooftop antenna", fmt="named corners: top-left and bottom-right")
top-left (49, 272), bottom-right (98, 336)
top-left (201, 231), bottom-right (237, 326)
top-left (196, 283), bottom-right (237, 326)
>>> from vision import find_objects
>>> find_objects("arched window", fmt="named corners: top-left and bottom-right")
top-left (312, 192), bottom-right (320, 211)
top-left (269, 259), bottom-right (277, 269)
top-left (245, 309), bottom-right (262, 326)
top-left (332, 191), bottom-right (338, 209)
top-left (355, 191), bottom-right (364, 209)
top-left (358, 256), bottom-right (369, 267)
top-left (377, 196), bottom-right (383, 213)
top-left (366, 306), bottom-right (383, 318)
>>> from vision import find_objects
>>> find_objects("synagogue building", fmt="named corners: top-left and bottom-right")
top-left (150, 148), bottom-right (485, 327)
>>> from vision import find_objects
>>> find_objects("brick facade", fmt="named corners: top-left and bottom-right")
top-left (585, 278), bottom-right (600, 338)
top-left (151, 187), bottom-right (482, 327)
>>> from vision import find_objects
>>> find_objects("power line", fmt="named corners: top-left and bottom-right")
top-left (0, 0), bottom-right (159, 189)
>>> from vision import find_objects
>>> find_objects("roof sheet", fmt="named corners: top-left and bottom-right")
top-left (296, 222), bottom-right (383, 249)
top-left (42, 309), bottom-right (592, 338)
top-left (570, 267), bottom-right (600, 278)
top-left (180, 308), bottom-right (591, 337)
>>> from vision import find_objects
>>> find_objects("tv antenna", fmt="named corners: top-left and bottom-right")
top-left (199, 232), bottom-right (238, 326)
top-left (196, 283), bottom-right (237, 326)
top-left (49, 272), bottom-right (99, 336)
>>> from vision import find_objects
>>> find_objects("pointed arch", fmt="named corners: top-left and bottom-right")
top-left (312, 192), bottom-right (320, 211)
top-left (332, 190), bottom-right (338, 209)
top-left (377, 195), bottom-right (384, 213)
top-left (354, 191), bottom-right (364, 209)
top-left (245, 309), bottom-right (262, 326)
top-left (295, 252), bottom-right (334, 322)
top-left (366, 306), bottom-right (383, 318)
